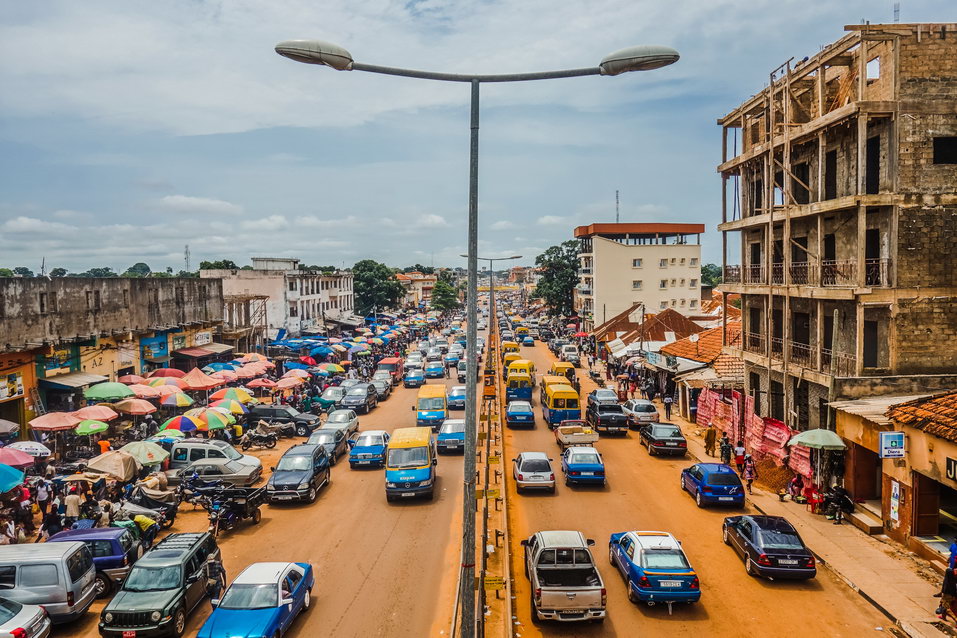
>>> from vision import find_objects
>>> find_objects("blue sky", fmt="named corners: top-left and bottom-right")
top-left (0, 0), bottom-right (951, 273)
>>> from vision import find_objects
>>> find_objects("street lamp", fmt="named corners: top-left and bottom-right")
top-left (276, 41), bottom-right (679, 638)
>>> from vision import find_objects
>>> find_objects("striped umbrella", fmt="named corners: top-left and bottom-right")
top-left (209, 387), bottom-right (256, 404)
top-left (241, 353), bottom-right (269, 363)
top-left (153, 385), bottom-right (182, 398)
top-left (148, 377), bottom-right (186, 389)
top-left (210, 399), bottom-right (249, 415)
top-left (182, 408), bottom-right (230, 430)
top-left (319, 363), bottom-right (345, 374)
top-left (160, 392), bottom-right (194, 408)
top-left (159, 415), bottom-right (202, 433)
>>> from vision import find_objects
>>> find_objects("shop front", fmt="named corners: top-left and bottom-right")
top-left (171, 342), bottom-right (235, 371)
top-left (0, 352), bottom-right (37, 434)
top-left (139, 333), bottom-right (171, 374)
top-left (38, 371), bottom-right (108, 413)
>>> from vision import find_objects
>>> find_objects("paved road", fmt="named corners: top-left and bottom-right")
top-left (68, 374), bottom-right (464, 638)
top-left (504, 340), bottom-right (890, 637)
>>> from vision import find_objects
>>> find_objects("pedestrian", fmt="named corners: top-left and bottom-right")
top-left (35, 479), bottom-right (50, 516)
top-left (663, 395), bottom-right (673, 420)
top-left (733, 441), bottom-right (747, 474)
top-left (704, 423), bottom-right (718, 457)
top-left (63, 488), bottom-right (82, 527)
top-left (97, 437), bottom-right (112, 454)
top-left (949, 537), bottom-right (957, 569)
top-left (37, 509), bottom-right (63, 541)
top-left (743, 455), bottom-right (758, 494)
top-left (937, 565), bottom-right (957, 621)
top-left (134, 513), bottom-right (159, 548)
top-left (444, 364), bottom-right (450, 379)
top-left (205, 555), bottom-right (226, 602)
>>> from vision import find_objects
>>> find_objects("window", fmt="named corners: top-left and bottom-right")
top-left (0, 294), bottom-right (4, 318)
top-left (680, 299), bottom-right (686, 306)
top-left (659, 280), bottom-right (667, 289)
top-left (86, 291), bottom-right (94, 309)
top-left (680, 258), bottom-right (686, 265)
top-left (175, 287), bottom-right (185, 305)
top-left (680, 279), bottom-right (685, 286)
top-left (866, 57), bottom-right (880, 80)
top-left (94, 290), bottom-right (101, 311)
top-left (689, 300), bottom-right (698, 309)
top-left (122, 290), bottom-right (129, 307)
top-left (670, 258), bottom-right (676, 264)
top-left (690, 279), bottom-right (698, 288)
top-left (659, 259), bottom-right (667, 268)
top-left (20, 564), bottom-right (59, 587)
top-left (671, 300), bottom-right (677, 307)
top-left (632, 280), bottom-right (642, 290)
top-left (632, 259), bottom-right (643, 268)
top-left (690, 258), bottom-right (698, 266)
top-left (934, 137), bottom-right (957, 164)
top-left (0, 566), bottom-right (15, 589)
top-left (289, 280), bottom-right (296, 291)
top-left (671, 279), bottom-right (676, 286)
top-left (66, 548), bottom-right (93, 583)
top-left (39, 292), bottom-right (48, 314)
top-left (659, 301), bottom-right (667, 309)
top-left (90, 540), bottom-right (115, 558)
top-left (172, 448), bottom-right (188, 462)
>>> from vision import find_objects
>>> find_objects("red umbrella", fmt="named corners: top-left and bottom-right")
top-left (247, 378), bottom-right (277, 389)
top-left (0, 447), bottom-right (38, 468)
top-left (574, 332), bottom-right (589, 337)
top-left (299, 356), bottom-right (317, 366)
top-left (118, 374), bottom-right (146, 384)
top-left (29, 412), bottom-right (81, 432)
top-left (180, 368), bottom-right (223, 391)
top-left (147, 368), bottom-right (186, 378)
top-left (72, 405), bottom-right (119, 421)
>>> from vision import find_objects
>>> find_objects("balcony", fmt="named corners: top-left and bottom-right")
top-left (724, 265), bottom-right (742, 283)
top-left (789, 262), bottom-right (814, 285)
top-left (579, 288), bottom-right (593, 296)
top-left (744, 264), bottom-right (765, 284)
top-left (771, 263), bottom-right (784, 285)
top-left (821, 260), bottom-right (856, 287)
top-left (865, 258), bottom-right (891, 287)
top-left (579, 267), bottom-right (592, 275)
top-left (821, 348), bottom-right (858, 376)
top-left (739, 332), bottom-right (858, 376)
top-left (744, 331), bottom-right (764, 353)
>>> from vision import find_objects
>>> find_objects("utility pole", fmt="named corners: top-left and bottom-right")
top-left (184, 245), bottom-right (191, 272)
top-left (615, 189), bottom-right (620, 223)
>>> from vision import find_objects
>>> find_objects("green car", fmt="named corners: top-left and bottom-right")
top-left (316, 386), bottom-right (346, 412)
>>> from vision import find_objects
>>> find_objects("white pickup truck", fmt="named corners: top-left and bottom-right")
top-left (554, 421), bottom-right (599, 451)
top-left (521, 530), bottom-right (606, 623)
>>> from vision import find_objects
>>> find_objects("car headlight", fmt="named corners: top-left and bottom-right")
top-left (420, 478), bottom-right (434, 486)
top-left (386, 482), bottom-right (397, 488)
top-left (104, 612), bottom-right (114, 623)
top-left (150, 610), bottom-right (162, 623)
top-left (299, 480), bottom-right (310, 488)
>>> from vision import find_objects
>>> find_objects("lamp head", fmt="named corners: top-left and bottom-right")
top-left (275, 39), bottom-right (354, 70)
top-left (599, 45), bottom-right (679, 76)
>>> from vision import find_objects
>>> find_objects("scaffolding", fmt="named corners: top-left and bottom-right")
top-left (220, 294), bottom-right (269, 354)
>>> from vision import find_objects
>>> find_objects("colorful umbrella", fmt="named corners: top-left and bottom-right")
top-left (148, 377), bottom-right (186, 389)
top-left (241, 353), bottom-right (268, 363)
top-left (29, 412), bottom-right (81, 432)
top-left (147, 431), bottom-right (185, 441)
top-left (331, 344), bottom-right (347, 352)
top-left (246, 378), bottom-right (277, 389)
top-left (180, 368), bottom-right (223, 391)
top-left (0, 464), bottom-right (25, 493)
top-left (159, 415), bottom-right (202, 433)
top-left (153, 385), bottom-right (182, 398)
top-left (8, 441), bottom-right (52, 457)
top-left (209, 387), bottom-right (256, 404)
top-left (209, 407), bottom-right (237, 424)
top-left (320, 363), bottom-right (345, 374)
top-left (299, 356), bottom-right (317, 366)
top-left (0, 448), bottom-right (35, 469)
top-left (210, 399), bottom-right (249, 415)
top-left (160, 392), bottom-right (194, 408)
top-left (119, 441), bottom-right (169, 465)
top-left (118, 374), bottom-right (147, 384)
top-left (113, 399), bottom-right (158, 415)
top-left (147, 368), bottom-right (186, 378)
top-left (75, 420), bottom-right (110, 436)
top-left (183, 409), bottom-right (231, 430)
top-left (84, 382), bottom-right (135, 401)
top-left (127, 384), bottom-right (162, 399)
top-left (72, 405), bottom-right (119, 421)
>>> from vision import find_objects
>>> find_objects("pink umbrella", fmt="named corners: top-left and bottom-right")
top-left (282, 369), bottom-right (310, 379)
top-left (180, 368), bottom-right (223, 391)
top-left (127, 384), bottom-right (162, 399)
top-left (0, 447), bottom-right (37, 468)
top-left (29, 412), bottom-right (81, 432)
top-left (146, 368), bottom-right (186, 379)
top-left (276, 377), bottom-right (303, 389)
top-left (113, 399), bottom-right (158, 415)
top-left (153, 385), bottom-right (181, 397)
top-left (233, 367), bottom-right (257, 379)
top-left (118, 374), bottom-right (146, 384)
top-left (72, 405), bottom-right (119, 421)
top-left (210, 370), bottom-right (238, 382)
top-left (246, 378), bottom-right (277, 389)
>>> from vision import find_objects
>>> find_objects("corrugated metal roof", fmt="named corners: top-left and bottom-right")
top-left (829, 394), bottom-right (934, 426)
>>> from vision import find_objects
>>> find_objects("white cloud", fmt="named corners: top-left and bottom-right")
top-left (536, 215), bottom-right (568, 226)
top-left (1, 216), bottom-right (75, 234)
top-left (156, 195), bottom-right (243, 216)
top-left (240, 215), bottom-right (287, 230)
top-left (296, 215), bottom-right (359, 228)
top-left (490, 220), bottom-right (516, 230)
top-left (416, 214), bottom-right (449, 228)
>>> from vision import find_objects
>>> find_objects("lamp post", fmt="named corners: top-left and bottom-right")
top-left (276, 41), bottom-right (679, 638)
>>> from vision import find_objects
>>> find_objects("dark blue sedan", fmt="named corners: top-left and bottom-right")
top-left (349, 430), bottom-right (390, 468)
top-left (680, 463), bottom-right (745, 507)
top-left (560, 446), bottom-right (605, 486)
top-left (609, 531), bottom-right (700, 605)
top-left (404, 369), bottom-right (425, 388)
top-left (505, 401), bottom-right (535, 428)
top-left (437, 419), bottom-right (466, 454)
top-left (723, 515), bottom-right (816, 579)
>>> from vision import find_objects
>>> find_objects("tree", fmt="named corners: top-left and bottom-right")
top-left (49, 267), bottom-right (67, 277)
top-left (78, 267), bottom-right (117, 278)
top-left (123, 262), bottom-right (151, 277)
top-left (0, 268), bottom-right (13, 277)
top-left (437, 269), bottom-right (456, 286)
top-left (403, 264), bottom-right (434, 274)
top-left (430, 280), bottom-right (460, 311)
top-left (13, 267), bottom-right (34, 277)
top-left (199, 260), bottom-right (239, 270)
top-left (533, 240), bottom-right (579, 317)
top-left (701, 263), bottom-right (722, 288)
top-left (352, 260), bottom-right (405, 315)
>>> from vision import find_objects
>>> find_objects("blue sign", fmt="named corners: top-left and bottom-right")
top-left (879, 431), bottom-right (905, 459)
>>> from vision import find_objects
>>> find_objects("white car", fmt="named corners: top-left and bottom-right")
top-left (0, 597), bottom-right (50, 638)
top-left (512, 452), bottom-right (556, 493)
top-left (323, 410), bottom-right (359, 437)
top-left (621, 399), bottom-right (659, 429)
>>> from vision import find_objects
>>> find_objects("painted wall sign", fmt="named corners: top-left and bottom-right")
top-left (890, 480), bottom-right (900, 522)
top-left (0, 373), bottom-right (24, 402)
top-left (879, 431), bottom-right (906, 459)
top-left (194, 331), bottom-right (212, 346)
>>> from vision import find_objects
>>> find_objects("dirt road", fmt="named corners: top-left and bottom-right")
top-left (504, 340), bottom-right (891, 637)
top-left (68, 375), bottom-right (464, 638)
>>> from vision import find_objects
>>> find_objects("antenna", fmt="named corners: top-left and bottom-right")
top-left (893, 2), bottom-right (900, 22)
top-left (615, 190), bottom-right (620, 223)
top-left (40, 256), bottom-right (46, 277)
top-left (184, 244), bottom-right (191, 272)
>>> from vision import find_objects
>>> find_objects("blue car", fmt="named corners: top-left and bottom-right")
top-left (561, 446), bottom-right (605, 486)
top-left (437, 419), bottom-right (466, 454)
top-left (404, 369), bottom-right (425, 388)
top-left (199, 562), bottom-right (313, 638)
top-left (349, 430), bottom-right (390, 468)
top-left (522, 336), bottom-right (535, 346)
top-left (424, 362), bottom-right (445, 379)
top-left (444, 352), bottom-right (461, 366)
top-left (609, 531), bottom-right (700, 605)
top-left (505, 401), bottom-right (535, 428)
top-left (680, 463), bottom-right (745, 507)
top-left (48, 526), bottom-right (141, 598)
top-left (448, 385), bottom-right (467, 410)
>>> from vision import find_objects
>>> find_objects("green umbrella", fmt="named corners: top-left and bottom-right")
top-left (84, 382), bottom-right (135, 401)
top-left (787, 429), bottom-right (846, 450)
top-left (75, 420), bottom-right (110, 436)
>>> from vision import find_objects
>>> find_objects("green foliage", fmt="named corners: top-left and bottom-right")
top-left (352, 260), bottom-right (405, 315)
top-left (299, 264), bottom-right (337, 273)
top-left (13, 266), bottom-right (34, 277)
top-left (49, 268), bottom-right (67, 277)
top-left (76, 267), bottom-right (117, 278)
top-left (403, 264), bottom-right (434, 274)
top-left (0, 268), bottom-right (14, 277)
top-left (700, 263), bottom-right (722, 287)
top-left (199, 260), bottom-right (239, 270)
top-left (533, 240), bottom-right (579, 317)
top-left (437, 269), bottom-right (456, 286)
top-left (430, 280), bottom-right (460, 311)
top-left (123, 262), bottom-right (152, 277)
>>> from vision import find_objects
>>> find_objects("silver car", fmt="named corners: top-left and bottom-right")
top-left (621, 399), bottom-right (659, 429)
top-left (324, 410), bottom-right (359, 437)
top-left (167, 458), bottom-right (262, 486)
top-left (512, 452), bottom-right (556, 493)
top-left (0, 597), bottom-right (51, 637)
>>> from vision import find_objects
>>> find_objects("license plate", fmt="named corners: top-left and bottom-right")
top-left (718, 497), bottom-right (734, 501)
top-left (401, 492), bottom-right (415, 497)
top-left (665, 442), bottom-right (677, 446)
top-left (447, 442), bottom-right (460, 447)
top-left (779, 559), bottom-right (798, 565)
top-left (277, 495), bottom-right (296, 500)
top-left (123, 632), bottom-right (137, 638)
top-left (607, 428), bottom-right (619, 432)
top-left (660, 580), bottom-right (682, 587)
top-left (357, 461), bottom-right (371, 465)
top-left (580, 472), bottom-right (594, 476)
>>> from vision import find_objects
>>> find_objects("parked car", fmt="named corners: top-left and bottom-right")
top-left (424, 362), bottom-right (445, 379)
top-left (505, 401), bottom-right (535, 428)
top-left (349, 430), bottom-right (390, 468)
top-left (608, 531), bottom-right (700, 605)
top-left (245, 404), bottom-right (321, 437)
top-left (680, 463), bottom-right (745, 507)
top-left (323, 410), bottom-right (359, 437)
top-left (337, 383), bottom-right (378, 414)
top-left (307, 429), bottom-right (349, 464)
top-left (560, 446), bottom-right (606, 486)
top-left (167, 458), bottom-right (262, 486)
top-left (723, 515), bottom-right (816, 580)
top-left (267, 444), bottom-right (330, 503)
top-left (0, 598), bottom-right (51, 638)
top-left (447, 385), bottom-right (467, 410)
top-left (315, 387), bottom-right (346, 412)
top-left (370, 379), bottom-right (392, 402)
top-left (585, 401), bottom-right (628, 434)
top-left (339, 379), bottom-right (361, 389)
top-left (0, 542), bottom-right (96, 625)
top-left (48, 527), bottom-right (141, 598)
top-left (425, 349), bottom-right (443, 363)
top-left (639, 423), bottom-right (688, 456)
top-left (404, 369), bottom-right (426, 388)
top-left (198, 562), bottom-right (314, 638)
top-left (99, 533), bottom-right (221, 637)
top-left (521, 531), bottom-right (605, 623)
top-left (371, 370), bottom-right (393, 386)
top-left (586, 388), bottom-right (619, 406)
top-left (512, 452), bottom-right (556, 493)
top-left (436, 420), bottom-right (465, 454)
top-left (168, 439), bottom-right (260, 471)
top-left (621, 399), bottom-right (658, 429)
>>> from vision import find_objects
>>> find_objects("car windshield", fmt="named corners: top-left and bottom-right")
top-left (219, 446), bottom-right (242, 461)
top-left (598, 404), bottom-right (623, 413)
top-left (282, 406), bottom-right (301, 416)
top-left (355, 434), bottom-right (385, 447)
top-left (759, 531), bottom-right (804, 550)
top-left (346, 387), bottom-right (367, 396)
top-left (124, 565), bottom-right (181, 591)
top-left (219, 461), bottom-right (243, 473)
top-left (509, 402), bottom-right (532, 412)
top-left (322, 388), bottom-right (344, 399)
top-left (521, 459), bottom-right (551, 472)
top-left (451, 387), bottom-right (466, 395)
top-left (641, 550), bottom-right (690, 570)
top-left (441, 422), bottom-right (465, 434)
top-left (406, 371), bottom-right (422, 378)
top-left (418, 398), bottom-right (445, 410)
top-left (276, 455), bottom-right (312, 471)
top-left (655, 426), bottom-right (682, 438)
top-left (635, 404), bottom-right (657, 413)
top-left (387, 446), bottom-right (429, 468)
top-left (595, 391), bottom-right (616, 400)
top-left (328, 413), bottom-right (351, 423)
top-left (219, 583), bottom-right (278, 610)
top-left (707, 473), bottom-right (741, 486)
top-left (309, 432), bottom-right (334, 444)
top-left (570, 453), bottom-right (600, 464)
top-left (0, 598), bottom-right (21, 623)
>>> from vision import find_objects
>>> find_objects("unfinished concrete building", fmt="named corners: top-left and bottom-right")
top-left (718, 23), bottom-right (957, 436)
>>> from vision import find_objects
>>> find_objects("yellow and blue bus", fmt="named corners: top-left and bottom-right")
top-left (505, 372), bottom-right (533, 402)
top-left (385, 427), bottom-right (437, 501)
top-left (541, 384), bottom-right (582, 427)
top-left (539, 374), bottom-right (569, 403)
top-left (416, 385), bottom-right (448, 430)
top-left (507, 359), bottom-right (536, 384)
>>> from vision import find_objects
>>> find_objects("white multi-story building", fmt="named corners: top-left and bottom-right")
top-left (200, 257), bottom-right (358, 338)
top-left (574, 223), bottom-right (704, 332)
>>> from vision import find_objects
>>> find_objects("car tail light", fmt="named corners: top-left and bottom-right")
top-left (570, 471), bottom-right (579, 476)
top-left (595, 470), bottom-right (605, 476)
top-left (757, 553), bottom-right (772, 566)
top-left (677, 441), bottom-right (687, 447)
top-left (518, 474), bottom-right (524, 481)
top-left (600, 587), bottom-right (607, 605)
top-left (549, 473), bottom-right (555, 481)
top-left (534, 588), bottom-right (542, 604)
top-left (690, 576), bottom-right (700, 589)
top-left (67, 591), bottom-right (75, 607)
top-left (804, 556), bottom-right (816, 568)
top-left (637, 576), bottom-right (651, 588)
top-left (11, 628), bottom-right (26, 638)
top-left (122, 554), bottom-right (128, 567)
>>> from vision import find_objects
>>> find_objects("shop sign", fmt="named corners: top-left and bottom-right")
top-left (0, 373), bottom-right (24, 403)
top-left (879, 431), bottom-right (906, 459)
top-left (194, 331), bottom-right (212, 346)
top-left (171, 334), bottom-right (187, 350)
top-left (140, 335), bottom-right (169, 360)
top-left (890, 480), bottom-right (900, 522)
top-left (947, 458), bottom-right (957, 482)
top-left (42, 347), bottom-right (73, 374)
top-left (117, 344), bottom-right (136, 367)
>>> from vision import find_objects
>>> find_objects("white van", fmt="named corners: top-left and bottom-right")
top-left (0, 542), bottom-right (96, 624)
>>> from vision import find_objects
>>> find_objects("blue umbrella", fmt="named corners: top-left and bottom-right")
top-left (204, 362), bottom-right (238, 372)
top-left (0, 464), bottom-right (25, 493)
top-left (284, 361), bottom-right (309, 370)
top-left (310, 346), bottom-right (333, 356)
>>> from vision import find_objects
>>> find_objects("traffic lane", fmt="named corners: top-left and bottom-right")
top-left (67, 379), bottom-right (464, 638)
top-left (504, 340), bottom-right (888, 637)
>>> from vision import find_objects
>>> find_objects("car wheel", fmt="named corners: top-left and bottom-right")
top-left (679, 475), bottom-right (685, 492)
top-left (648, 441), bottom-right (656, 456)
top-left (608, 547), bottom-right (616, 566)
top-left (746, 557), bottom-right (758, 577)
top-left (251, 507), bottom-right (262, 524)
top-left (297, 425), bottom-right (308, 437)
top-left (303, 588), bottom-right (311, 610)
top-left (307, 486), bottom-right (317, 503)
top-left (386, 494), bottom-right (395, 503)
top-left (723, 527), bottom-right (731, 546)
top-left (93, 572), bottom-right (112, 598)
top-left (695, 491), bottom-right (704, 508)
top-left (627, 581), bottom-right (639, 604)
top-left (173, 608), bottom-right (186, 637)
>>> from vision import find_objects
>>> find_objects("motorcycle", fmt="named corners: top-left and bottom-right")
top-left (125, 486), bottom-right (180, 529)
top-left (822, 486), bottom-right (854, 524)
top-left (240, 430), bottom-right (277, 450)
top-left (252, 419), bottom-right (296, 439)
top-left (588, 369), bottom-right (606, 388)
top-left (202, 487), bottom-right (266, 537)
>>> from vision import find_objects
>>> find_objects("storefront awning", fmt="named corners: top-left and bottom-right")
top-left (173, 343), bottom-right (235, 358)
top-left (200, 343), bottom-right (234, 355)
top-left (144, 356), bottom-right (172, 363)
top-left (39, 371), bottom-right (108, 390)
top-left (329, 315), bottom-right (364, 327)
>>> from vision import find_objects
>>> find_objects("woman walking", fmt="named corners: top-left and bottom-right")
top-left (743, 454), bottom-right (758, 494)
top-left (733, 441), bottom-right (747, 474)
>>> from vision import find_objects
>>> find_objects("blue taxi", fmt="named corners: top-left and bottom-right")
top-left (448, 385), bottom-right (467, 410)
top-left (436, 419), bottom-right (465, 454)
top-left (424, 362), bottom-right (445, 379)
top-left (349, 430), bottom-right (390, 468)
top-left (609, 531), bottom-right (700, 605)
top-left (505, 401), bottom-right (535, 428)
top-left (403, 369), bottom-right (425, 388)
top-left (680, 463), bottom-right (745, 508)
top-left (560, 446), bottom-right (605, 486)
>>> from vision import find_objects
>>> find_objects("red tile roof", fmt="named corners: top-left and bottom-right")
top-left (659, 321), bottom-right (742, 364)
top-left (886, 391), bottom-right (957, 443)
top-left (629, 308), bottom-right (706, 343)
